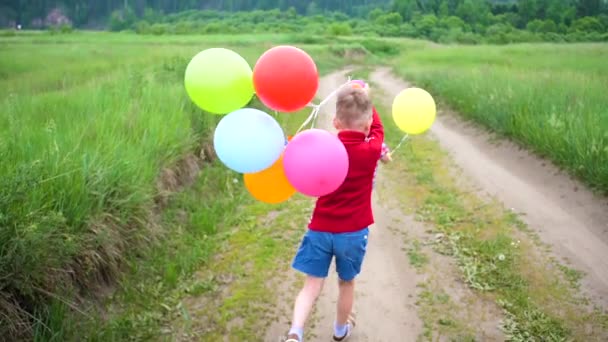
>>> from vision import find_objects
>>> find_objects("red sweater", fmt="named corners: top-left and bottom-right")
top-left (308, 107), bottom-right (385, 233)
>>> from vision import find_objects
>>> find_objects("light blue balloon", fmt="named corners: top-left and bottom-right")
top-left (213, 108), bottom-right (285, 174)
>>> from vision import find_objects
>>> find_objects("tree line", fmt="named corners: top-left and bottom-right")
top-left (1, 1), bottom-right (607, 43)
top-left (2, 1), bottom-right (607, 28)
top-left (3, 0), bottom-right (392, 26)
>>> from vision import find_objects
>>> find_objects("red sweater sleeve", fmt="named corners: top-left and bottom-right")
top-left (369, 106), bottom-right (385, 154)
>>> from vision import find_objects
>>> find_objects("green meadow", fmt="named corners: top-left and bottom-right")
top-left (1, 31), bottom-right (607, 340)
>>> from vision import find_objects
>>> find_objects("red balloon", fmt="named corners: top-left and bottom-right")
top-left (253, 46), bottom-right (319, 113)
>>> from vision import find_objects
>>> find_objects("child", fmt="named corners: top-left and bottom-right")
top-left (351, 79), bottom-right (391, 189)
top-left (350, 79), bottom-right (392, 165)
top-left (285, 85), bottom-right (385, 342)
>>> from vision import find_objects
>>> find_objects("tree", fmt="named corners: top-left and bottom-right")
top-left (577, 0), bottom-right (602, 17)
top-left (414, 13), bottom-right (439, 36)
top-left (393, 0), bottom-right (419, 21)
top-left (378, 12), bottom-right (403, 25)
top-left (456, 0), bottom-right (489, 26)
top-left (369, 8), bottom-right (385, 21)
top-left (306, 2), bottom-right (319, 16)
top-left (439, 1), bottom-right (449, 17)
top-left (572, 16), bottom-right (604, 31)
top-left (546, 0), bottom-right (576, 24)
top-left (518, 0), bottom-right (540, 25)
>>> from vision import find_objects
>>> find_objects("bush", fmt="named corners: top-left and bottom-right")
top-left (584, 31), bottom-right (606, 42)
top-left (287, 34), bottom-right (327, 44)
top-left (486, 23), bottom-right (513, 36)
top-left (440, 16), bottom-right (466, 31)
top-left (399, 23), bottom-right (419, 38)
top-left (429, 27), bottom-right (448, 42)
top-left (328, 43), bottom-right (368, 58)
top-left (375, 12), bottom-right (403, 26)
top-left (455, 31), bottom-right (482, 44)
top-left (542, 32), bottom-right (565, 42)
top-left (150, 23), bottom-right (170, 35)
top-left (1, 28), bottom-right (18, 37)
top-left (134, 20), bottom-right (151, 34)
top-left (108, 8), bottom-right (135, 32)
top-left (174, 21), bottom-right (198, 34)
top-left (47, 24), bottom-right (73, 35)
top-left (414, 14), bottom-right (439, 37)
top-left (486, 33), bottom-right (510, 44)
top-left (572, 16), bottom-right (604, 33)
top-left (359, 39), bottom-right (399, 56)
top-left (305, 23), bottom-right (327, 35)
top-left (60, 24), bottom-right (73, 34)
top-left (327, 22), bottom-right (352, 36)
top-left (202, 22), bottom-right (223, 34)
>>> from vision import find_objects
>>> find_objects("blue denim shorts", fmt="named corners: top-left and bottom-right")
top-left (292, 228), bottom-right (369, 281)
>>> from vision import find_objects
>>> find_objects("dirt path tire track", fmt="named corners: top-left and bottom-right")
top-left (369, 67), bottom-right (608, 308)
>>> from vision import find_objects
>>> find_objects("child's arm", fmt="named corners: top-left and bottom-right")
top-left (369, 106), bottom-right (385, 152)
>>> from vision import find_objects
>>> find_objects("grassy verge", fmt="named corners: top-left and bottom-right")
top-left (387, 42), bottom-right (608, 195)
top-left (416, 281), bottom-right (477, 342)
top-left (0, 32), bottom-right (341, 339)
top-left (372, 87), bottom-right (608, 340)
top-left (169, 194), bottom-right (312, 340)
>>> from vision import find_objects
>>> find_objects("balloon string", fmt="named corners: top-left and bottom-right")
top-left (294, 76), bottom-right (354, 135)
top-left (295, 105), bottom-right (319, 134)
top-left (311, 109), bottom-right (318, 128)
top-left (316, 76), bottom-right (353, 109)
top-left (388, 134), bottom-right (409, 159)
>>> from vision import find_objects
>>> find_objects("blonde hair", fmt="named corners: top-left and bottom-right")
top-left (335, 87), bottom-right (372, 129)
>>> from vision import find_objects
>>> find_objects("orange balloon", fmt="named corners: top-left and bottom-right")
top-left (244, 154), bottom-right (296, 204)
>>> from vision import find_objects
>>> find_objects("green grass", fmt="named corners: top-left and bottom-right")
top-left (4, 31), bottom-right (608, 340)
top-left (371, 82), bottom-right (608, 340)
top-left (416, 282), bottom-right (477, 342)
top-left (32, 164), bottom-right (244, 341)
top-left (407, 240), bottom-right (429, 270)
top-left (0, 31), bottom-right (342, 339)
top-left (388, 42), bottom-right (608, 194)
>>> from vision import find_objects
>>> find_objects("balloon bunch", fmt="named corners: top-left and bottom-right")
top-left (184, 45), bottom-right (437, 205)
top-left (184, 45), bottom-right (345, 203)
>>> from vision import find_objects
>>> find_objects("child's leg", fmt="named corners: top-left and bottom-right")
top-left (333, 228), bottom-right (369, 337)
top-left (290, 276), bottom-right (325, 332)
top-left (289, 230), bottom-right (333, 341)
top-left (337, 279), bottom-right (355, 325)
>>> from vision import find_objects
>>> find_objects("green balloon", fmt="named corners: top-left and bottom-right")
top-left (185, 48), bottom-right (254, 115)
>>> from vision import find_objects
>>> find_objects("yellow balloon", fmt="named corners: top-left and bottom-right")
top-left (392, 87), bottom-right (436, 135)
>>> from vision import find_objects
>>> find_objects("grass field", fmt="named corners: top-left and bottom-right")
top-left (0, 32), bottom-right (341, 339)
top-left (386, 42), bottom-right (608, 194)
top-left (1, 31), bottom-right (607, 339)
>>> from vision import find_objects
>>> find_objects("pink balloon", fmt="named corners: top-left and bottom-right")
top-left (283, 129), bottom-right (349, 197)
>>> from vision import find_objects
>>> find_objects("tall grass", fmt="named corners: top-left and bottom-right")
top-left (0, 53), bottom-right (210, 340)
top-left (0, 32), bottom-right (342, 339)
top-left (391, 42), bottom-right (608, 194)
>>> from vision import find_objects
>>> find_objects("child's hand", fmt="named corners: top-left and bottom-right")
top-left (380, 142), bottom-right (392, 163)
top-left (380, 152), bottom-right (392, 164)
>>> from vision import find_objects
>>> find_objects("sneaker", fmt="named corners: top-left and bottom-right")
top-left (284, 333), bottom-right (300, 342)
top-left (333, 313), bottom-right (356, 341)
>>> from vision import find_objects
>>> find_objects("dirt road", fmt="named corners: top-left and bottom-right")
top-left (369, 67), bottom-right (608, 308)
